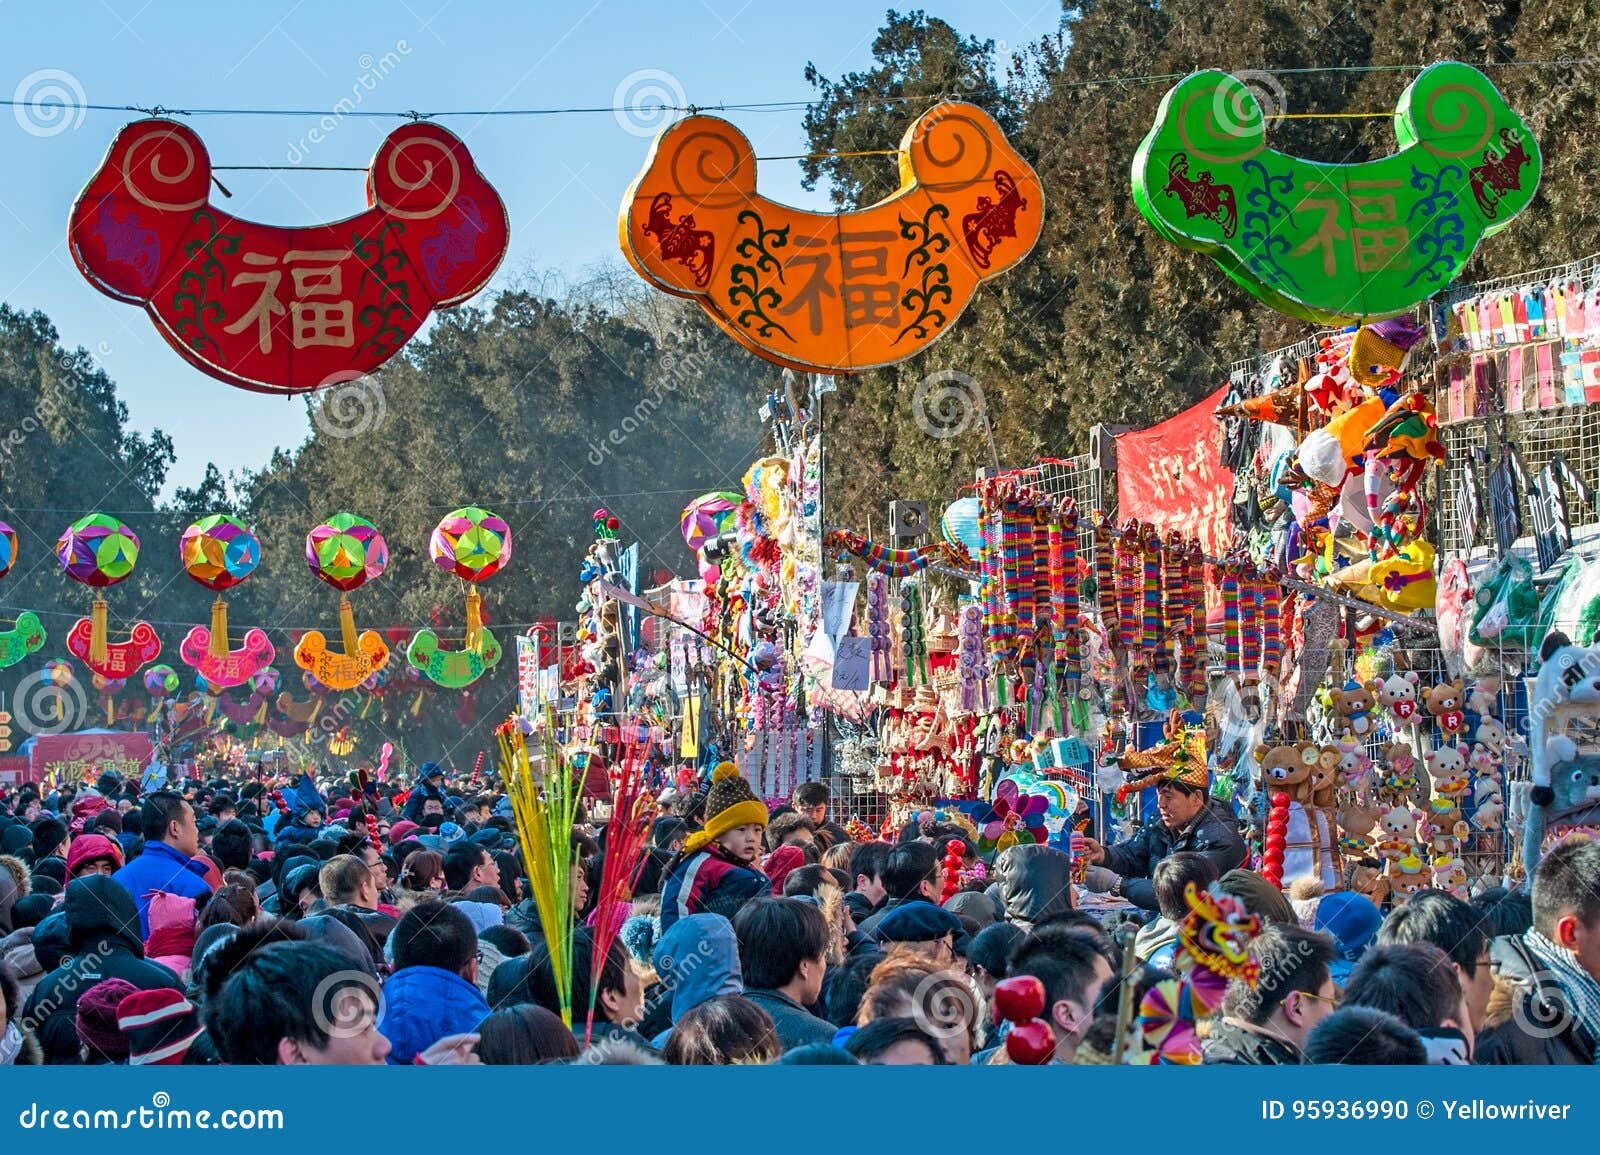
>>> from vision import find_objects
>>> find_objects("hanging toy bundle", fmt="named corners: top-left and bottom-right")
top-left (1056, 501), bottom-right (1082, 695)
top-left (1183, 541), bottom-right (1207, 700)
top-left (899, 578), bottom-right (929, 686)
top-left (957, 603), bottom-right (991, 713)
top-left (865, 572), bottom-right (892, 684)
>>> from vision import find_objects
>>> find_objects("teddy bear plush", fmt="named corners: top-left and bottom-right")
top-left (1374, 804), bottom-right (1422, 860)
top-left (1375, 740), bottom-right (1427, 809)
top-left (1335, 739), bottom-right (1376, 793)
top-left (1431, 855), bottom-right (1469, 898)
top-left (1388, 853), bottom-right (1432, 901)
top-left (1423, 679), bottom-right (1467, 736)
top-left (1330, 681), bottom-right (1377, 738)
top-left (1471, 714), bottom-right (1508, 758)
top-left (1368, 671), bottom-right (1421, 723)
top-left (1253, 741), bottom-right (1316, 797)
top-left (1336, 797), bottom-right (1382, 842)
top-left (1473, 789), bottom-right (1504, 831)
top-left (1426, 744), bottom-right (1471, 799)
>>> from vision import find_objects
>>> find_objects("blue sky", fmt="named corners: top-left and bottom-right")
top-left (0, 1), bottom-right (1065, 495)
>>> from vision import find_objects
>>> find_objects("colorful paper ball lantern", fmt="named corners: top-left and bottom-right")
top-left (680, 491), bottom-right (742, 554)
top-left (0, 522), bottom-right (16, 579)
top-left (44, 659), bottom-right (73, 688)
top-left (145, 664), bottom-right (179, 696)
top-left (429, 506), bottom-right (511, 582)
top-left (56, 513), bottom-right (139, 587)
top-left (305, 513), bottom-right (388, 592)
top-left (180, 514), bottom-right (261, 591)
top-left (940, 497), bottom-right (984, 558)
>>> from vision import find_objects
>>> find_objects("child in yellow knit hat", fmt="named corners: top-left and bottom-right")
top-left (659, 762), bottom-right (769, 932)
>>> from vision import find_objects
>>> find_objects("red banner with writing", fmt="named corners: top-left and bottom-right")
top-left (28, 731), bottom-right (153, 786)
top-left (1115, 385), bottom-right (1234, 557)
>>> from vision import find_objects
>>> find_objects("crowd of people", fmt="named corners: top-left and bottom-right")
top-left (0, 755), bottom-right (1596, 1066)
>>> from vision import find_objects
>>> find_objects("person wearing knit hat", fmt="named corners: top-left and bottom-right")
top-left (65, 833), bottom-right (125, 880)
top-left (388, 819), bottom-right (420, 846)
top-left (1079, 714), bottom-right (1247, 913)
top-left (659, 763), bottom-right (769, 933)
top-left (77, 977), bottom-right (138, 1063)
top-left (117, 988), bottom-right (202, 1065)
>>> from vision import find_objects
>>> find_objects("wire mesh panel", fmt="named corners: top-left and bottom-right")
top-left (1436, 404), bottom-right (1600, 560)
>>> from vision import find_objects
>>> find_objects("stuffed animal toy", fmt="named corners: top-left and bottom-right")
top-left (1336, 797), bottom-right (1382, 843)
top-left (1473, 790), bottom-right (1504, 832)
top-left (1335, 739), bottom-right (1376, 792)
top-left (1431, 856), bottom-right (1469, 898)
top-left (1464, 675), bottom-right (1501, 719)
top-left (1254, 742), bottom-right (1334, 882)
top-left (1468, 745), bottom-right (1502, 787)
top-left (1426, 744), bottom-right (1471, 799)
top-left (1471, 714), bottom-right (1508, 758)
top-left (1423, 680), bottom-right (1467, 736)
top-left (1520, 630), bottom-right (1600, 881)
top-left (1389, 853), bottom-right (1432, 901)
top-left (1375, 740), bottom-right (1427, 809)
top-left (1374, 804), bottom-right (1422, 861)
top-left (1330, 681), bottom-right (1377, 738)
top-left (1423, 806), bottom-right (1468, 855)
top-left (1368, 671), bottom-right (1422, 724)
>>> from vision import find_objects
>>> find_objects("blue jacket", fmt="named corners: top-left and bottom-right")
top-left (112, 840), bottom-right (213, 937)
top-left (649, 913), bottom-right (742, 1047)
top-left (377, 965), bottom-right (490, 1064)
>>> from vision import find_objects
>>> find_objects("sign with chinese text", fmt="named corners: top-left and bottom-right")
top-left (620, 102), bottom-right (1043, 372)
top-left (70, 119), bottom-right (508, 394)
top-left (1116, 385), bottom-right (1234, 560)
top-left (28, 730), bottom-right (153, 786)
top-left (1132, 62), bottom-right (1539, 323)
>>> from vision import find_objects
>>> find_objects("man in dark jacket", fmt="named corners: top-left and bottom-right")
top-left (1079, 735), bottom-right (1245, 912)
top-left (856, 842), bottom-right (943, 937)
top-left (316, 855), bottom-right (396, 970)
top-left (732, 898), bottom-right (834, 1052)
top-left (401, 763), bottom-right (449, 824)
top-left (22, 876), bottom-right (181, 1063)
top-left (1205, 924), bottom-right (1337, 1064)
top-left (1478, 837), bottom-right (1600, 1065)
top-left (994, 843), bottom-right (1075, 929)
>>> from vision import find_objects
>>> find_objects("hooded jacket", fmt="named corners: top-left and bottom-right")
top-left (22, 876), bottom-right (181, 1063)
top-left (1476, 934), bottom-right (1594, 1066)
top-left (648, 913), bottom-right (742, 1047)
top-left (401, 779), bottom-right (448, 823)
top-left (376, 964), bottom-right (490, 1064)
top-left (659, 844), bottom-right (769, 933)
top-left (1100, 800), bottom-right (1247, 911)
top-left (0, 927), bottom-right (43, 1003)
top-left (994, 844), bottom-right (1075, 928)
top-left (112, 839), bottom-right (213, 936)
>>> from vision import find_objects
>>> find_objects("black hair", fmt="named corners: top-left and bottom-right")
top-left (777, 1043), bottom-right (857, 1064)
top-left (1378, 889), bottom-right (1488, 978)
top-left (849, 841), bottom-right (890, 888)
top-left (391, 901), bottom-right (478, 974)
top-left (792, 782), bottom-right (830, 808)
top-left (670, 791), bottom-right (706, 826)
top-left (826, 951), bottom-right (881, 1027)
top-left (1152, 851), bottom-right (1219, 921)
top-left (475, 1004), bottom-right (580, 1065)
top-left (1223, 923), bottom-right (1336, 1025)
top-left (967, 921), bottom-right (1025, 979)
top-left (843, 1016), bottom-right (947, 1064)
top-left (1031, 909), bottom-right (1112, 937)
top-left (210, 819), bottom-right (254, 870)
top-left (880, 841), bottom-right (938, 902)
top-left (443, 842), bottom-right (490, 891)
top-left (479, 923), bottom-right (531, 958)
top-left (1343, 942), bottom-right (1461, 1031)
top-left (1303, 1006), bottom-right (1427, 1064)
top-left (206, 940), bottom-right (370, 1063)
top-left (1532, 837), bottom-right (1600, 939)
top-left (1008, 925), bottom-right (1108, 1018)
top-left (1470, 887), bottom-right (1534, 940)
top-left (303, 838), bottom-right (339, 861)
top-left (207, 792), bottom-right (236, 817)
top-left (521, 928), bottom-right (628, 1022)
top-left (781, 864), bottom-right (836, 898)
top-left (139, 791), bottom-right (189, 842)
top-left (632, 848), bottom-right (671, 898)
top-left (733, 897), bottom-right (829, 990)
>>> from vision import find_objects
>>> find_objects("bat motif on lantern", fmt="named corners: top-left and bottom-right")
top-left (176, 513), bottom-right (274, 688)
top-left (294, 513), bottom-right (390, 691)
top-left (0, 523), bottom-right (46, 670)
top-left (1132, 62), bottom-right (1539, 323)
top-left (407, 506), bottom-right (511, 689)
top-left (620, 102), bottom-right (1042, 371)
top-left (69, 119), bottom-right (509, 394)
top-left (57, 513), bottom-right (162, 679)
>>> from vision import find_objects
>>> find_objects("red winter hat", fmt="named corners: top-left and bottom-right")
top-left (763, 844), bottom-right (807, 895)
top-left (388, 820), bottom-right (420, 845)
top-left (117, 987), bottom-right (202, 1065)
top-left (65, 833), bottom-right (125, 877)
top-left (77, 978), bottom-right (138, 1061)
